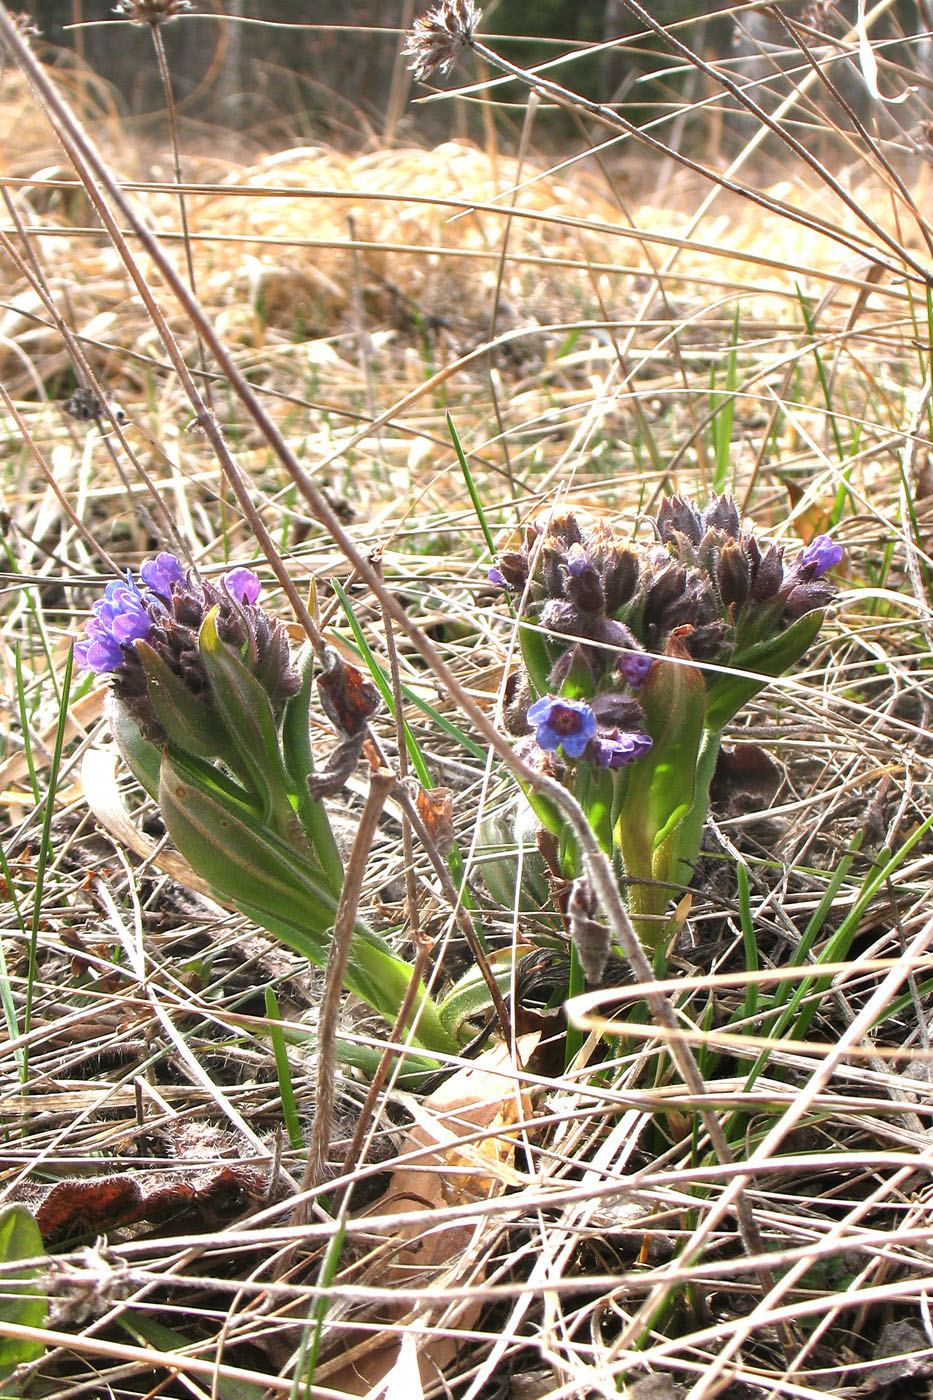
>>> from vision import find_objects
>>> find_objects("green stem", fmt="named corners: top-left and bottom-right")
top-left (662, 727), bottom-right (723, 898)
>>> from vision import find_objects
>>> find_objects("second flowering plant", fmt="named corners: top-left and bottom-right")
top-left (489, 495), bottom-right (843, 948)
top-left (77, 554), bottom-right (462, 1058)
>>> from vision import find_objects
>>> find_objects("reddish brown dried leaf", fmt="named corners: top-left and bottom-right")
top-left (317, 649), bottom-right (380, 737)
top-left (414, 784), bottom-right (454, 855)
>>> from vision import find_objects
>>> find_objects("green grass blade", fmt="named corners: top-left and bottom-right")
top-left (293, 1216), bottom-right (347, 1400)
top-left (449, 411), bottom-right (496, 555)
top-left (23, 644), bottom-right (74, 1081)
top-left (265, 986), bottom-right (304, 1152)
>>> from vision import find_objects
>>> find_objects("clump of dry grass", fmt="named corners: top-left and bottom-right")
top-left (2, 7), bottom-right (933, 1399)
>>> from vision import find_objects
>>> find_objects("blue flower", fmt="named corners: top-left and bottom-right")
top-left (222, 567), bottom-right (261, 605)
top-left (591, 728), bottom-right (653, 769)
top-left (139, 552), bottom-right (185, 597)
top-left (800, 534), bottom-right (843, 578)
top-left (527, 695), bottom-right (596, 757)
top-left (75, 573), bottom-right (152, 673)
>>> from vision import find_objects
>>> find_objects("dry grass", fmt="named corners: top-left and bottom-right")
top-left (2, 8), bottom-right (933, 1400)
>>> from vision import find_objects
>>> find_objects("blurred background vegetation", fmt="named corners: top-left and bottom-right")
top-left (21, 1), bottom-right (931, 155)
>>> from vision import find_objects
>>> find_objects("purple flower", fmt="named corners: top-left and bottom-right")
top-left (619, 651), bottom-right (654, 688)
top-left (800, 534), bottom-right (843, 578)
top-left (75, 574), bottom-right (152, 672)
top-left (527, 695), bottom-right (596, 758)
top-left (487, 565), bottom-right (506, 587)
top-left (590, 728), bottom-right (653, 769)
top-left (565, 543), bottom-right (590, 577)
top-left (139, 552), bottom-right (185, 598)
top-left (223, 567), bottom-right (261, 605)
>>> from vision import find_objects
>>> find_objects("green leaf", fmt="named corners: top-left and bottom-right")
top-left (135, 640), bottom-right (233, 763)
top-left (159, 755), bottom-right (338, 933)
top-left (449, 412), bottom-right (496, 555)
top-left (119, 1312), bottom-right (266, 1400)
top-left (705, 609), bottom-right (824, 731)
top-left (106, 695), bottom-right (163, 801)
top-left (159, 757), bottom-right (459, 1056)
top-left (264, 987), bottom-right (304, 1151)
top-left (0, 1205), bottom-right (47, 1383)
top-left (614, 648), bottom-right (707, 938)
top-left (281, 646), bottom-right (344, 895)
top-left (518, 622), bottom-right (556, 699)
top-left (198, 608), bottom-right (297, 833)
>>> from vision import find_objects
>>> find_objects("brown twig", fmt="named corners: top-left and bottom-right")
top-left (294, 763), bottom-right (395, 1224)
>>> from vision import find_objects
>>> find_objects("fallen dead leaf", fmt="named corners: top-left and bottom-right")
top-left (320, 1035), bottom-right (539, 1396)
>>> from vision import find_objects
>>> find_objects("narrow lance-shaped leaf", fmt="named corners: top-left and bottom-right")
top-left (704, 609), bottom-right (824, 731)
top-left (135, 639), bottom-right (235, 764)
top-left (159, 754), bottom-right (338, 935)
top-left (614, 631), bottom-right (707, 938)
top-left (198, 607), bottom-right (298, 835)
top-left (281, 645), bottom-right (345, 896)
top-left (106, 693), bottom-right (163, 801)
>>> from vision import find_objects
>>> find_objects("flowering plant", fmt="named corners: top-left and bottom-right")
top-left (77, 555), bottom-right (461, 1058)
top-left (490, 496), bottom-right (843, 948)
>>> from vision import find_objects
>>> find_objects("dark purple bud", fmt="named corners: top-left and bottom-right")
top-left (702, 495), bottom-right (741, 538)
top-left (800, 534), bottom-right (843, 578)
top-left (543, 511), bottom-right (585, 552)
top-left (643, 560), bottom-right (688, 622)
top-left (565, 542), bottom-right (589, 577)
top-left (527, 695), bottom-right (596, 758)
top-left (716, 541), bottom-right (750, 609)
top-left (782, 582), bottom-right (834, 620)
top-left (750, 542), bottom-right (785, 603)
top-left (602, 546), bottom-right (639, 613)
top-left (589, 728), bottom-right (653, 769)
top-left (685, 621), bottom-right (731, 661)
top-left (656, 495), bottom-right (703, 546)
top-left (564, 561), bottom-right (605, 616)
top-left (540, 598), bottom-right (581, 636)
top-left (619, 651), bottom-right (654, 688)
top-left (590, 691), bottom-right (647, 731)
top-left (490, 550), bottom-right (528, 590)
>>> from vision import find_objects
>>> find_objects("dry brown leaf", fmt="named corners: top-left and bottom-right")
top-left (321, 1035), bottom-right (539, 1396)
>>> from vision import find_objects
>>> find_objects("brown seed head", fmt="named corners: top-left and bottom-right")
top-left (113, 0), bottom-right (194, 26)
top-left (403, 0), bottom-right (482, 81)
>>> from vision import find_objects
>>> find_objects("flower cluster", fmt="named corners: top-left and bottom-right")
top-left (490, 495), bottom-right (843, 706)
top-left (653, 495), bottom-right (842, 639)
top-left (488, 495), bottom-right (843, 941)
top-left (525, 694), bottom-right (653, 771)
top-left (76, 553), bottom-right (297, 742)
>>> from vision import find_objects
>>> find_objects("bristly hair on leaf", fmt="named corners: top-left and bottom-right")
top-left (403, 0), bottom-right (482, 82)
